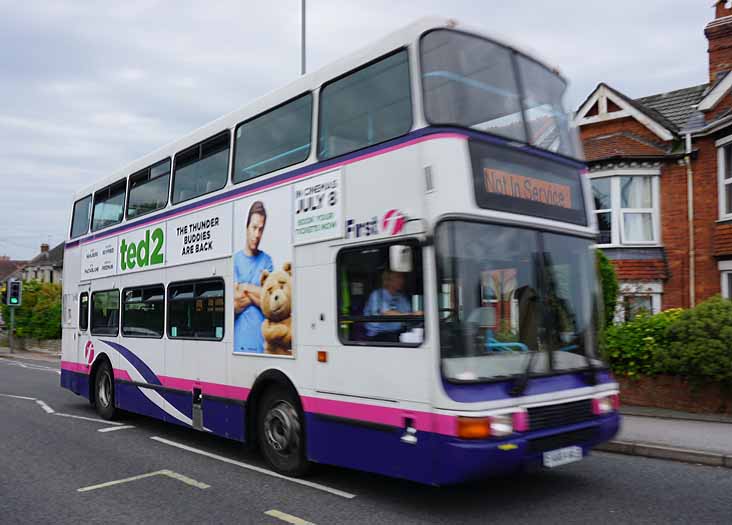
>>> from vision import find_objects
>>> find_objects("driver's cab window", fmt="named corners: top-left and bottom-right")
top-left (337, 241), bottom-right (424, 345)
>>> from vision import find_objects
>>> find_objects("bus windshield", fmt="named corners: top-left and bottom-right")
top-left (420, 29), bottom-right (580, 158)
top-left (436, 220), bottom-right (604, 382)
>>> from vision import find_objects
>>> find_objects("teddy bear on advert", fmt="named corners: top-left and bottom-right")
top-left (260, 262), bottom-right (293, 355)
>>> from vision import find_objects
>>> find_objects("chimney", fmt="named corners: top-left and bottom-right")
top-left (706, 1), bottom-right (732, 82)
top-left (40, 243), bottom-right (49, 253)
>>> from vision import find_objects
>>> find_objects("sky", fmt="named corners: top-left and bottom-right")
top-left (0, 1), bottom-right (713, 259)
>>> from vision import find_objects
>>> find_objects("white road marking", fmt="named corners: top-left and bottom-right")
top-left (0, 393), bottom-right (37, 401)
top-left (53, 413), bottom-right (124, 425)
top-left (0, 359), bottom-right (60, 374)
top-left (150, 436), bottom-right (356, 499)
top-left (98, 425), bottom-right (135, 433)
top-left (1, 392), bottom-right (129, 425)
top-left (77, 469), bottom-right (210, 493)
top-left (35, 400), bottom-right (55, 414)
top-left (265, 509), bottom-right (317, 525)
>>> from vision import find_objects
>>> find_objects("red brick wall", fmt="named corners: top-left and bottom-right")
top-left (691, 137), bottom-right (722, 302)
top-left (580, 117), bottom-right (667, 146)
top-left (659, 161), bottom-right (690, 309)
top-left (617, 375), bottom-right (732, 414)
top-left (714, 223), bottom-right (732, 256)
top-left (612, 260), bottom-right (667, 281)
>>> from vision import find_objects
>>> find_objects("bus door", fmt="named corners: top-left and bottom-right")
top-left (77, 284), bottom-right (91, 368)
top-left (308, 239), bottom-right (434, 481)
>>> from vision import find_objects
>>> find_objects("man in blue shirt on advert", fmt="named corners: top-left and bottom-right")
top-left (234, 201), bottom-right (273, 353)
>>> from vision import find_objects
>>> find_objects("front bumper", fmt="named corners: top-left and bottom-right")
top-left (433, 412), bottom-right (620, 485)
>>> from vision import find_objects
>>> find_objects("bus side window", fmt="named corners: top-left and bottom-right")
top-left (318, 49), bottom-right (412, 160)
top-left (337, 241), bottom-right (424, 346)
top-left (122, 285), bottom-right (165, 338)
top-left (90, 290), bottom-right (119, 336)
top-left (172, 131), bottom-right (230, 205)
top-left (168, 279), bottom-right (224, 340)
top-left (79, 292), bottom-right (89, 331)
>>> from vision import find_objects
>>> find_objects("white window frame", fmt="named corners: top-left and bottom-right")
top-left (614, 281), bottom-right (663, 323)
top-left (719, 260), bottom-right (732, 299)
top-left (589, 169), bottom-right (661, 247)
top-left (715, 135), bottom-right (732, 221)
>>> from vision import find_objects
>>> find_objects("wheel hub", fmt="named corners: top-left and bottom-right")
top-left (264, 402), bottom-right (298, 453)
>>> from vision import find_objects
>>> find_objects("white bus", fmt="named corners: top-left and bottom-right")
top-left (61, 17), bottom-right (620, 485)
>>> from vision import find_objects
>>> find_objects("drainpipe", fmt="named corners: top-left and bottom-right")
top-left (685, 132), bottom-right (696, 307)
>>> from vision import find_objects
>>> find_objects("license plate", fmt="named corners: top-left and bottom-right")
top-left (542, 446), bottom-right (583, 468)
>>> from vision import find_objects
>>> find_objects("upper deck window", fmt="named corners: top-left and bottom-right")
top-left (234, 93), bottom-right (312, 184)
top-left (91, 179), bottom-right (126, 232)
top-left (70, 195), bottom-right (92, 238)
top-left (420, 29), bottom-right (580, 159)
top-left (127, 159), bottom-right (171, 220)
top-left (318, 50), bottom-right (412, 160)
top-left (172, 131), bottom-right (230, 205)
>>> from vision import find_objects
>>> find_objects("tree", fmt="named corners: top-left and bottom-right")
top-left (1, 281), bottom-right (62, 340)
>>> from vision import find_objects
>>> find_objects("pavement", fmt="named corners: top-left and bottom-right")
top-left (597, 406), bottom-right (732, 468)
top-left (2, 356), bottom-right (732, 524)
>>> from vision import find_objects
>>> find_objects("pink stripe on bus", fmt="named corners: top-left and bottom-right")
top-left (301, 396), bottom-right (459, 436)
top-left (158, 375), bottom-right (251, 401)
top-left (113, 369), bottom-right (132, 381)
top-left (61, 361), bottom-right (90, 374)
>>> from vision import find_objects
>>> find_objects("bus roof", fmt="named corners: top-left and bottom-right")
top-left (71, 16), bottom-right (563, 203)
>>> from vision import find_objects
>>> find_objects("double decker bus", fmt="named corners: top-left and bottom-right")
top-left (60, 17), bottom-right (620, 485)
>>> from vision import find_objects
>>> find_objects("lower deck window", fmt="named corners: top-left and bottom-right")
top-left (123, 285), bottom-right (165, 338)
top-left (91, 290), bottom-right (120, 336)
top-left (168, 279), bottom-right (224, 340)
top-left (337, 241), bottom-right (424, 345)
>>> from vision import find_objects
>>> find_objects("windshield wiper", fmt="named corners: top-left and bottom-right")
top-left (509, 350), bottom-right (537, 397)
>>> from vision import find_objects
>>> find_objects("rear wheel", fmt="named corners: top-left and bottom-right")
top-left (94, 361), bottom-right (117, 420)
top-left (257, 385), bottom-right (309, 476)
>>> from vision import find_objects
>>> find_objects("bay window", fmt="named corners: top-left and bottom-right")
top-left (590, 173), bottom-right (659, 245)
top-left (717, 141), bottom-right (732, 220)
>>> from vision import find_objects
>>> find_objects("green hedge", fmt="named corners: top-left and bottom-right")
top-left (604, 296), bottom-right (732, 387)
top-left (604, 308), bottom-right (682, 378)
top-left (659, 296), bottom-right (732, 386)
top-left (1, 281), bottom-right (62, 340)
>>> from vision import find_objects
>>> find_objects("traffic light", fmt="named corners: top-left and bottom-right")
top-left (0, 282), bottom-right (6, 304)
top-left (7, 280), bottom-right (21, 306)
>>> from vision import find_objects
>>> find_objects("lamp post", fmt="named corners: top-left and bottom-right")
top-left (301, 0), bottom-right (306, 75)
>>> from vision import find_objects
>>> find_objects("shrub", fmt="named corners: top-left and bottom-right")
top-left (603, 308), bottom-right (683, 377)
top-left (658, 296), bottom-right (732, 387)
top-left (1, 281), bottom-right (62, 340)
top-left (596, 250), bottom-right (618, 328)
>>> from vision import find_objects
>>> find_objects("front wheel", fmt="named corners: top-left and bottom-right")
top-left (257, 386), bottom-right (309, 476)
top-left (94, 361), bottom-right (117, 420)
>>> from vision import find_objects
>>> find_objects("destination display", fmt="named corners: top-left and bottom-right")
top-left (470, 140), bottom-right (587, 226)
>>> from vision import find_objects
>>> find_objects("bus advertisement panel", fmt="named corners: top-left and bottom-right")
top-left (233, 186), bottom-right (294, 356)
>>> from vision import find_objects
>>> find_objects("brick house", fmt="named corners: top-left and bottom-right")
top-left (575, 1), bottom-right (732, 320)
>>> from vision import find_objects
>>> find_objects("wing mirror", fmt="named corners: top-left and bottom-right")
top-left (389, 245), bottom-right (413, 273)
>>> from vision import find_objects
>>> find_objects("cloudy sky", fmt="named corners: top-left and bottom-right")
top-left (0, 1), bottom-right (713, 259)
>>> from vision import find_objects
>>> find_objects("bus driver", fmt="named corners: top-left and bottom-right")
top-left (234, 201), bottom-right (273, 353)
top-left (363, 270), bottom-right (420, 342)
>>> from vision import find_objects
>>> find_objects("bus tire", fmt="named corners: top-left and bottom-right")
top-left (94, 360), bottom-right (117, 420)
top-left (257, 385), bottom-right (309, 476)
